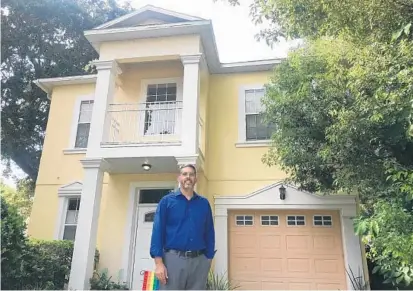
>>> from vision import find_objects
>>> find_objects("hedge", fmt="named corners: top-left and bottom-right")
top-left (1, 198), bottom-right (99, 289)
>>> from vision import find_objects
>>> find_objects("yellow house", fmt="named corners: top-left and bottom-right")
top-left (30, 5), bottom-right (365, 290)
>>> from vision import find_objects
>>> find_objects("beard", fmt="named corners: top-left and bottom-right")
top-left (182, 179), bottom-right (193, 188)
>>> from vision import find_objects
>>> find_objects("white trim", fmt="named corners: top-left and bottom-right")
top-left (121, 181), bottom-right (178, 286)
top-left (95, 4), bottom-right (205, 30)
top-left (33, 75), bottom-right (97, 98)
top-left (83, 21), bottom-right (280, 74)
top-left (54, 182), bottom-right (83, 239)
top-left (213, 181), bottom-right (364, 290)
top-left (68, 95), bottom-right (95, 151)
top-left (63, 148), bottom-right (87, 155)
top-left (313, 214), bottom-right (333, 227)
top-left (235, 141), bottom-right (271, 148)
top-left (260, 214), bottom-right (279, 226)
top-left (286, 214), bottom-right (306, 226)
top-left (139, 77), bottom-right (184, 138)
top-left (237, 84), bottom-right (272, 146)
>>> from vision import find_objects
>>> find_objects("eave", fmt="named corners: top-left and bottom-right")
top-left (33, 75), bottom-right (97, 99)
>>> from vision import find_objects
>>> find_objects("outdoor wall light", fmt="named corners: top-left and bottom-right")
top-left (279, 184), bottom-right (286, 200)
top-left (142, 162), bottom-right (152, 171)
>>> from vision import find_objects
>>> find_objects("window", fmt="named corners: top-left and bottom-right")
top-left (313, 215), bottom-right (332, 226)
top-left (62, 197), bottom-right (81, 240)
top-left (235, 215), bottom-right (254, 226)
top-left (287, 215), bottom-right (305, 226)
top-left (261, 215), bottom-right (279, 226)
top-left (144, 211), bottom-right (156, 222)
top-left (237, 85), bottom-right (277, 146)
top-left (144, 83), bottom-right (178, 135)
top-left (138, 189), bottom-right (173, 204)
top-left (244, 88), bottom-right (276, 141)
top-left (74, 100), bottom-right (94, 148)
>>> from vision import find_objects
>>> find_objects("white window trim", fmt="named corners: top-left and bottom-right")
top-left (235, 214), bottom-right (254, 226)
top-left (54, 181), bottom-right (82, 239)
top-left (64, 94), bottom-right (94, 154)
top-left (313, 214), bottom-right (333, 227)
top-left (139, 77), bottom-right (184, 137)
top-left (286, 214), bottom-right (306, 227)
top-left (236, 84), bottom-right (271, 148)
top-left (260, 214), bottom-right (279, 226)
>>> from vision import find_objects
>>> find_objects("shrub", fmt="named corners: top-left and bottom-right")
top-left (90, 268), bottom-right (129, 290)
top-left (1, 197), bottom-right (100, 289)
top-left (1, 197), bottom-right (28, 289)
top-left (206, 271), bottom-right (240, 290)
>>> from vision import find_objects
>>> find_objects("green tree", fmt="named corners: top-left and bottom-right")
top-left (1, 0), bottom-right (132, 182)
top-left (1, 180), bottom-right (34, 221)
top-left (1, 197), bottom-right (28, 289)
top-left (218, 0), bottom-right (413, 286)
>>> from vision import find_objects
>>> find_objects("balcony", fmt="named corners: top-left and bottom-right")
top-left (102, 101), bottom-right (182, 146)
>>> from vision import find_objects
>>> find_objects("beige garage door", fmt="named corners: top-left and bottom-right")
top-left (229, 209), bottom-right (347, 290)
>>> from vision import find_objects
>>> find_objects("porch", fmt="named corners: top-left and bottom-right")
top-left (66, 156), bottom-right (204, 290)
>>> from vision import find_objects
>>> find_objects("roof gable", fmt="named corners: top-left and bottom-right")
top-left (214, 182), bottom-right (356, 206)
top-left (95, 5), bottom-right (206, 30)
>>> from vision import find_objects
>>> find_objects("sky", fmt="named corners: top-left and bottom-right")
top-left (125, 0), bottom-right (296, 62)
top-left (2, 0), bottom-right (296, 188)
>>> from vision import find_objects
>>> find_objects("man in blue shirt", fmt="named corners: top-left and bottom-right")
top-left (150, 164), bottom-right (215, 290)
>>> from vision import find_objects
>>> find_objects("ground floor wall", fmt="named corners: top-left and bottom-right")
top-left (27, 171), bottom-right (368, 290)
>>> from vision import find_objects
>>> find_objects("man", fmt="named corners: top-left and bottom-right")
top-left (150, 164), bottom-right (215, 290)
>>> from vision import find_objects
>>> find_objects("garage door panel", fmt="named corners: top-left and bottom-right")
top-left (229, 210), bottom-right (347, 290)
top-left (259, 233), bottom-right (283, 253)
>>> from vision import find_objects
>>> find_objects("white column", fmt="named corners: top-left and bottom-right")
top-left (180, 54), bottom-right (202, 154)
top-left (213, 206), bottom-right (229, 279)
top-left (68, 158), bottom-right (108, 290)
top-left (341, 208), bottom-right (366, 290)
top-left (87, 60), bottom-right (122, 152)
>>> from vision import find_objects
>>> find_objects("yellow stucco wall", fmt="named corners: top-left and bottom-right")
top-left (99, 35), bottom-right (201, 62)
top-left (205, 72), bottom-right (287, 196)
top-left (28, 47), bottom-right (287, 278)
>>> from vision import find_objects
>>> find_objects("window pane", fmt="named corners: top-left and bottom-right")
top-left (78, 101), bottom-right (94, 123)
top-left (245, 89), bottom-right (265, 114)
top-left (246, 114), bottom-right (275, 141)
top-left (146, 83), bottom-right (177, 102)
top-left (139, 189), bottom-right (173, 204)
top-left (75, 123), bottom-right (90, 148)
top-left (63, 226), bottom-right (77, 240)
top-left (144, 211), bottom-right (155, 222)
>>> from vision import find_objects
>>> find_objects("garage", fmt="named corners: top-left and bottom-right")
top-left (228, 209), bottom-right (347, 290)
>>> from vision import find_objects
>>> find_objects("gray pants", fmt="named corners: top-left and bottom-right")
top-left (160, 251), bottom-right (211, 290)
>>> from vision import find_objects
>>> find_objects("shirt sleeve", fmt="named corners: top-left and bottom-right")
top-left (204, 200), bottom-right (216, 259)
top-left (150, 197), bottom-right (167, 258)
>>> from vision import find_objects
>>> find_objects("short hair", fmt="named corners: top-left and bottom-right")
top-left (179, 164), bottom-right (197, 175)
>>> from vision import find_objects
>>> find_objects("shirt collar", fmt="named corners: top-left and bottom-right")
top-left (174, 188), bottom-right (199, 199)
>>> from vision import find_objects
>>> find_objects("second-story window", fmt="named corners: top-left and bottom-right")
top-left (75, 100), bottom-right (94, 148)
top-left (244, 88), bottom-right (276, 141)
top-left (144, 83), bottom-right (177, 135)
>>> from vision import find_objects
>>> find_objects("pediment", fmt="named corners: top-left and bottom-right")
top-left (95, 5), bottom-right (205, 30)
top-left (214, 182), bottom-right (356, 206)
top-left (58, 181), bottom-right (83, 196)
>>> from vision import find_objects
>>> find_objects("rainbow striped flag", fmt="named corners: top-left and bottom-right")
top-left (142, 270), bottom-right (160, 290)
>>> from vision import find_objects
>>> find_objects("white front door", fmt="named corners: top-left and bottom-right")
top-left (131, 204), bottom-right (157, 290)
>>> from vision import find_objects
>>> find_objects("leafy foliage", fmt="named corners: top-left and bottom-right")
top-left (218, 0), bottom-right (413, 286)
top-left (1, 197), bottom-right (100, 289)
top-left (0, 0), bottom-right (132, 182)
top-left (1, 196), bottom-right (28, 289)
top-left (90, 268), bottom-right (129, 290)
top-left (0, 181), bottom-right (33, 220)
top-left (206, 270), bottom-right (240, 290)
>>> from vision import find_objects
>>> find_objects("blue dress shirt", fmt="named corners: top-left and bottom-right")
top-left (150, 189), bottom-right (216, 259)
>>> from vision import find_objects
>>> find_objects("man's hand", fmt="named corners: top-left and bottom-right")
top-left (155, 261), bottom-right (168, 285)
